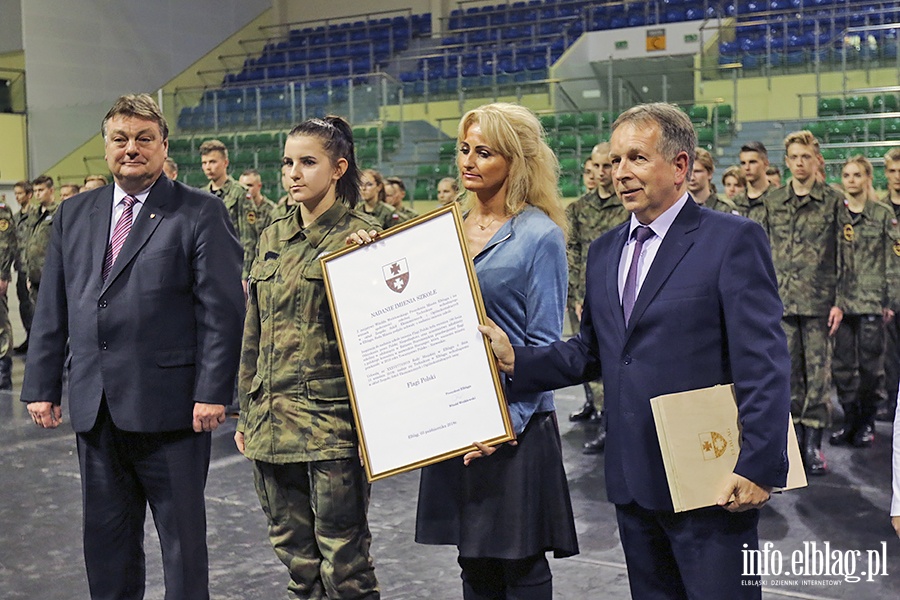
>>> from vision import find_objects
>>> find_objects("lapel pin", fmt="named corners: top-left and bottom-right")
top-left (150, 213), bottom-right (156, 219)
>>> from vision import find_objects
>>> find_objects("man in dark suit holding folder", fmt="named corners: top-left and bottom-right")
top-left (478, 103), bottom-right (791, 598)
top-left (21, 94), bottom-right (245, 599)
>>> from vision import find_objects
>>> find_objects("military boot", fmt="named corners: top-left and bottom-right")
top-left (583, 411), bottom-right (607, 455)
top-left (569, 399), bottom-right (596, 422)
top-left (829, 404), bottom-right (857, 446)
top-left (803, 427), bottom-right (828, 476)
top-left (0, 356), bottom-right (12, 390)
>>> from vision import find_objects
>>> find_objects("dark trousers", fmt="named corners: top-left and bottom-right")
top-left (15, 268), bottom-right (32, 334)
top-left (458, 554), bottom-right (552, 600)
top-left (76, 402), bottom-right (212, 600)
top-left (832, 314), bottom-right (886, 427)
top-left (885, 313), bottom-right (900, 415)
top-left (615, 502), bottom-right (761, 600)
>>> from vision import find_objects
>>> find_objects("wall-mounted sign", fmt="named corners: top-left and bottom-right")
top-left (646, 28), bottom-right (666, 51)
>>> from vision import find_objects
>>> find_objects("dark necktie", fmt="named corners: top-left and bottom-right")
top-left (622, 225), bottom-right (653, 325)
top-left (102, 195), bottom-right (137, 281)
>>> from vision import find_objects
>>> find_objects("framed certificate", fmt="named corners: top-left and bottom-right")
top-left (321, 203), bottom-right (514, 481)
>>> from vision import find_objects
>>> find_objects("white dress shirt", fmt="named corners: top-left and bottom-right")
top-left (108, 184), bottom-right (151, 242)
top-left (617, 192), bottom-right (690, 303)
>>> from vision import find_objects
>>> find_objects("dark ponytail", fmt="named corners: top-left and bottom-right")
top-left (287, 115), bottom-right (361, 208)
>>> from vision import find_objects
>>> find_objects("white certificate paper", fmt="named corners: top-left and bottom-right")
top-left (321, 204), bottom-right (513, 481)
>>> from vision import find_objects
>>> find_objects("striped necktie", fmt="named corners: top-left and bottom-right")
top-left (102, 195), bottom-right (137, 281)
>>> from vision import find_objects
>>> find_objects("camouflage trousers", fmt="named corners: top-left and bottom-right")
top-left (782, 316), bottom-right (833, 429)
top-left (0, 293), bottom-right (11, 358)
top-left (252, 459), bottom-right (380, 600)
top-left (885, 315), bottom-right (900, 415)
top-left (832, 314), bottom-right (886, 426)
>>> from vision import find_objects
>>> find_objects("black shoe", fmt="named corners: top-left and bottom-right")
top-left (583, 430), bottom-right (606, 454)
top-left (851, 423), bottom-right (875, 448)
top-left (0, 356), bottom-right (11, 390)
top-left (875, 405), bottom-right (895, 422)
top-left (582, 411), bottom-right (607, 454)
top-left (803, 428), bottom-right (828, 476)
top-left (829, 425), bottom-right (855, 446)
top-left (569, 400), bottom-right (596, 422)
top-left (13, 340), bottom-right (27, 355)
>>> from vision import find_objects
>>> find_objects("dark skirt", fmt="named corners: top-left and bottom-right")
top-left (415, 411), bottom-right (579, 560)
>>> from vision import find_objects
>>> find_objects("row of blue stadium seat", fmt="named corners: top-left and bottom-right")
top-left (286, 14), bottom-right (431, 43)
top-left (223, 15), bottom-right (432, 87)
top-left (445, 0), bottom-right (894, 31)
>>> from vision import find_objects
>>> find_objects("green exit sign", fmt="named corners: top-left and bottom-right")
top-left (685, 34), bottom-right (698, 43)
top-left (615, 40), bottom-right (628, 49)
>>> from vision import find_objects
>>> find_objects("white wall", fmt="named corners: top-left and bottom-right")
top-left (22, 0), bottom-right (270, 174)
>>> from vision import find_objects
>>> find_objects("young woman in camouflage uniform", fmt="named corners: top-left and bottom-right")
top-left (235, 116), bottom-right (380, 600)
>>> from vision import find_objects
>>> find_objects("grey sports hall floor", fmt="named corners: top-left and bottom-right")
top-left (2, 347), bottom-right (900, 598)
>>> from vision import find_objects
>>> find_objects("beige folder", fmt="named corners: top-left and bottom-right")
top-left (650, 384), bottom-right (807, 513)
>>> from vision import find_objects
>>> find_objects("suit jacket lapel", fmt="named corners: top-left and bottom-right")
top-left (606, 225), bottom-right (628, 341)
top-left (91, 187), bottom-right (114, 291)
top-left (624, 199), bottom-right (701, 340)
top-left (101, 177), bottom-right (170, 293)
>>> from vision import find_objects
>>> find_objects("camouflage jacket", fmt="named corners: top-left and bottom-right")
top-left (361, 200), bottom-right (396, 230)
top-left (270, 195), bottom-right (295, 222)
top-left (704, 193), bottom-right (742, 216)
top-left (387, 204), bottom-right (418, 228)
top-left (736, 185), bottom-right (772, 224)
top-left (205, 176), bottom-right (259, 279)
top-left (566, 190), bottom-right (628, 305)
top-left (0, 201), bottom-right (17, 280)
top-left (764, 181), bottom-right (845, 316)
top-left (251, 194), bottom-right (278, 234)
top-left (880, 196), bottom-right (900, 312)
top-left (15, 207), bottom-right (31, 272)
top-left (237, 202), bottom-right (382, 463)
top-left (837, 199), bottom-right (899, 314)
top-left (25, 203), bottom-right (58, 284)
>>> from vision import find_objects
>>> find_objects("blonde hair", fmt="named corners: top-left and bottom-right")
top-left (842, 154), bottom-right (877, 201)
top-left (783, 130), bottom-right (818, 152)
top-left (694, 147), bottom-right (715, 174)
top-left (722, 165), bottom-right (746, 187)
top-left (884, 147), bottom-right (900, 164)
top-left (457, 103), bottom-right (568, 236)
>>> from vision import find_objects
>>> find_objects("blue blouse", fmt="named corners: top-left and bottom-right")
top-left (472, 205), bottom-right (567, 434)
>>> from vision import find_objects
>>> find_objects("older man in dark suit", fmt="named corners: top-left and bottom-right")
top-left (478, 102), bottom-right (791, 599)
top-left (22, 94), bottom-right (244, 600)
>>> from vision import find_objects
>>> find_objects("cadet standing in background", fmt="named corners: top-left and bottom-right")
top-left (689, 147), bottom-right (740, 214)
top-left (736, 141), bottom-right (773, 223)
top-left (830, 155), bottom-right (897, 448)
top-left (721, 165), bottom-right (746, 202)
top-left (384, 177), bottom-right (418, 225)
top-left (163, 157), bottom-right (179, 181)
top-left (239, 168), bottom-right (277, 233)
top-left (880, 147), bottom-right (900, 421)
top-left (25, 174), bottom-right (58, 308)
top-left (436, 177), bottom-right (460, 206)
top-left (764, 130), bottom-right (845, 476)
top-left (565, 142), bottom-right (628, 454)
top-left (0, 194), bottom-right (17, 389)
top-left (200, 139), bottom-right (260, 290)
top-left (12, 180), bottom-right (33, 354)
top-left (358, 169), bottom-right (396, 230)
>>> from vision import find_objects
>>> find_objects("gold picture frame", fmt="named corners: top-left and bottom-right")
top-left (321, 203), bottom-right (514, 481)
